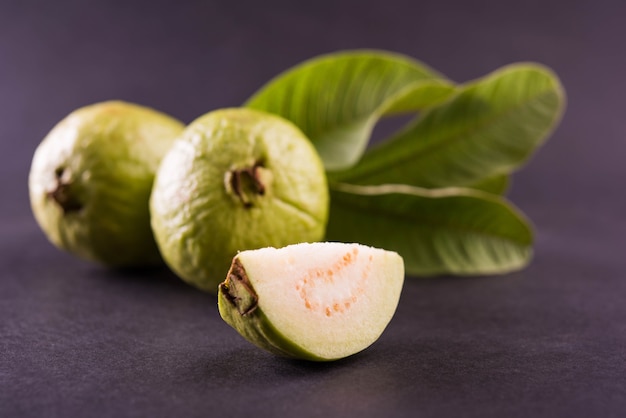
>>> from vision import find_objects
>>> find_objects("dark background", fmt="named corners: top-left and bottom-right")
top-left (2, 0), bottom-right (625, 417)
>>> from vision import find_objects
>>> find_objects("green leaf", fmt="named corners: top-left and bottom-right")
top-left (330, 63), bottom-right (566, 188)
top-left (245, 50), bottom-right (456, 170)
top-left (326, 183), bottom-right (533, 276)
top-left (468, 174), bottom-right (510, 195)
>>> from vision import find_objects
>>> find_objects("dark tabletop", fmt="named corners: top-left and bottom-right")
top-left (2, 0), bottom-right (625, 417)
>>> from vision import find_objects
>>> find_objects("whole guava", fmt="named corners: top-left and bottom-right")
top-left (150, 108), bottom-right (329, 292)
top-left (29, 100), bottom-right (185, 267)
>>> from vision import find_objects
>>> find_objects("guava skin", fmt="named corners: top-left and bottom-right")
top-left (28, 101), bottom-right (185, 267)
top-left (150, 108), bottom-right (330, 293)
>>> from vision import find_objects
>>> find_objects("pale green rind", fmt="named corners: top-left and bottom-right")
top-left (245, 50), bottom-right (455, 170)
top-left (150, 108), bottom-right (329, 293)
top-left (330, 63), bottom-right (566, 188)
top-left (326, 183), bottom-right (533, 276)
top-left (28, 101), bottom-right (185, 267)
top-left (218, 291), bottom-right (328, 361)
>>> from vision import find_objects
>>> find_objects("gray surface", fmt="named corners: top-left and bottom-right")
top-left (2, 0), bottom-right (625, 416)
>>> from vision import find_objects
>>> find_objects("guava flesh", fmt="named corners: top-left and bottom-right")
top-left (218, 242), bottom-right (405, 361)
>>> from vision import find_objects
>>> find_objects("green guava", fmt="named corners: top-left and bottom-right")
top-left (28, 100), bottom-right (185, 267)
top-left (150, 108), bottom-right (329, 292)
top-left (218, 242), bottom-right (405, 361)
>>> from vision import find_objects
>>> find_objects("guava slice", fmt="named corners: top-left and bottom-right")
top-left (150, 108), bottom-right (329, 292)
top-left (28, 101), bottom-right (184, 267)
top-left (218, 242), bottom-right (405, 361)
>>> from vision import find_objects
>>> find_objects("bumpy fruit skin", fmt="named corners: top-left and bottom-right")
top-left (28, 101), bottom-right (185, 267)
top-left (150, 108), bottom-right (329, 292)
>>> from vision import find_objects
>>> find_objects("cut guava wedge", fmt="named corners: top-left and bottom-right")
top-left (218, 242), bottom-right (405, 361)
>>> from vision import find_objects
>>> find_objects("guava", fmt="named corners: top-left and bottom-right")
top-left (218, 242), bottom-right (405, 361)
top-left (28, 100), bottom-right (185, 267)
top-left (150, 108), bottom-right (329, 292)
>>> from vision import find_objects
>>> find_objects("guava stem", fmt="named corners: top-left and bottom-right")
top-left (219, 259), bottom-right (258, 316)
top-left (47, 167), bottom-right (83, 214)
top-left (250, 164), bottom-right (265, 195)
top-left (227, 162), bottom-right (266, 209)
